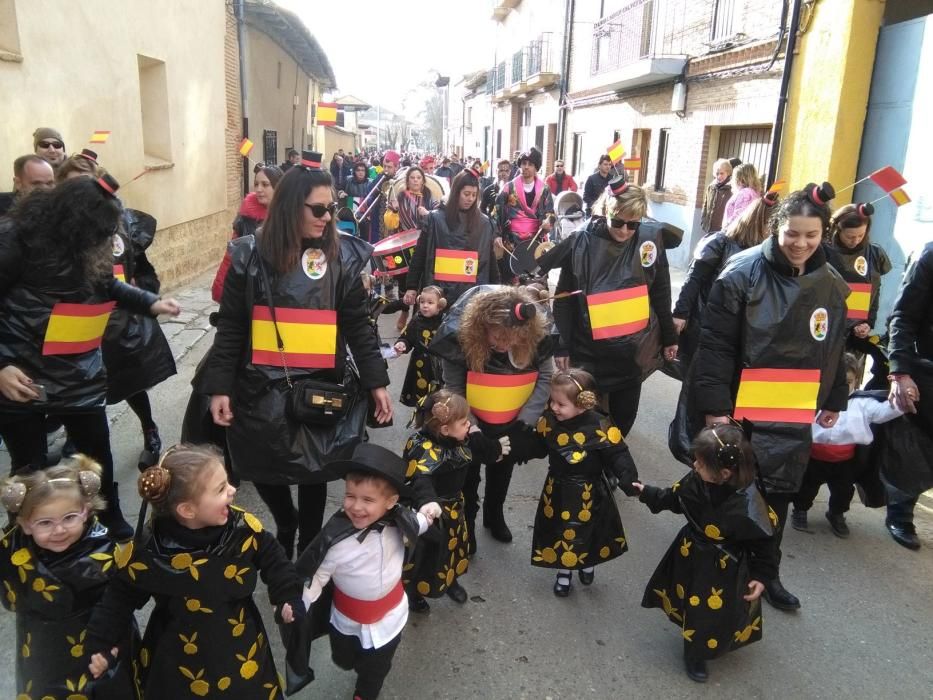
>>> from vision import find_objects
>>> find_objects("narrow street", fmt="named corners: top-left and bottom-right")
top-left (4, 271), bottom-right (930, 699)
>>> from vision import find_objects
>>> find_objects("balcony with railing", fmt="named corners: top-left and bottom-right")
top-left (485, 67), bottom-right (496, 95)
top-left (494, 33), bottom-right (559, 100)
top-left (586, 0), bottom-right (688, 92)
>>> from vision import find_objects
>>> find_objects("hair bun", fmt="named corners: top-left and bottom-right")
top-left (513, 302), bottom-right (536, 322)
top-left (138, 465), bottom-right (172, 504)
top-left (717, 444), bottom-right (743, 469)
top-left (1, 481), bottom-right (27, 513)
top-left (78, 470), bottom-right (102, 498)
top-left (806, 181), bottom-right (835, 206)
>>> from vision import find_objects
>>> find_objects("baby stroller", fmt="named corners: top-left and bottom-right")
top-left (553, 190), bottom-right (585, 243)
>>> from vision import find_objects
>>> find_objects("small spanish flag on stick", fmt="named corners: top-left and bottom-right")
top-left (89, 130), bottom-right (110, 144)
top-left (607, 140), bottom-right (625, 165)
top-left (238, 138), bottom-right (254, 157)
top-left (837, 165), bottom-right (907, 195)
top-left (868, 187), bottom-right (911, 208)
top-left (317, 102), bottom-right (338, 127)
top-left (766, 179), bottom-right (786, 195)
top-left (622, 157), bottom-right (641, 171)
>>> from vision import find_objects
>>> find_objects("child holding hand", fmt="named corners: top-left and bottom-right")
top-left (633, 424), bottom-right (775, 683)
top-left (394, 285), bottom-right (446, 407)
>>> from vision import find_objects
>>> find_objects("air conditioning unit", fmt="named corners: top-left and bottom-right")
top-left (671, 82), bottom-right (687, 113)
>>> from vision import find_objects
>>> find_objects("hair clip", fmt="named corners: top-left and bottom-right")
top-left (465, 167), bottom-right (481, 179)
top-left (513, 302), bottom-right (536, 322)
top-left (0, 482), bottom-right (27, 513)
top-left (711, 427), bottom-right (742, 469)
top-left (763, 190), bottom-right (780, 207)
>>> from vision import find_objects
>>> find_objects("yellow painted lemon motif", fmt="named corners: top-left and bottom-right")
top-left (445, 569), bottom-right (456, 586)
top-left (229, 608), bottom-right (246, 636)
top-left (545, 478), bottom-right (554, 495)
top-left (682, 629), bottom-right (695, 641)
top-left (536, 416), bottom-right (548, 434)
top-left (543, 504), bottom-right (554, 518)
top-left (455, 559), bottom-right (469, 575)
top-left (560, 510), bottom-right (571, 521)
top-left (448, 537), bottom-right (458, 551)
top-left (704, 524), bottom-right (723, 540)
top-left (243, 512), bottom-right (263, 533)
top-left (140, 647), bottom-right (150, 667)
top-left (689, 595), bottom-right (700, 606)
top-left (113, 541), bottom-right (134, 568)
top-left (186, 598), bottom-right (212, 613)
top-left (21, 631), bottom-right (30, 658)
top-left (572, 432), bottom-right (586, 445)
top-left (734, 616), bottom-right (762, 643)
top-left (67, 630), bottom-right (86, 658)
top-left (599, 546), bottom-right (611, 558)
top-left (556, 433), bottom-right (569, 446)
top-left (563, 528), bottom-right (576, 541)
top-left (560, 550), bottom-right (578, 568)
top-left (679, 538), bottom-right (692, 557)
top-left (63, 673), bottom-right (90, 699)
top-left (607, 426), bottom-right (622, 443)
top-left (238, 641), bottom-right (260, 679)
top-left (707, 588), bottom-right (724, 610)
top-left (578, 509), bottom-right (591, 522)
top-left (179, 667), bottom-right (209, 696)
top-left (416, 581), bottom-right (430, 595)
top-left (675, 584), bottom-right (685, 599)
top-left (171, 553), bottom-right (193, 570)
top-left (11, 548), bottom-right (30, 566)
top-left (224, 564), bottom-right (238, 579)
top-left (707, 638), bottom-right (718, 650)
top-left (570, 451), bottom-right (586, 463)
top-left (406, 460), bottom-right (418, 478)
top-left (768, 506), bottom-right (779, 527)
top-left (540, 547), bottom-right (557, 564)
top-left (218, 676), bottom-right (232, 690)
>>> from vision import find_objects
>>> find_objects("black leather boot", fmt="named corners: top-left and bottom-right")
top-left (101, 482), bottom-right (134, 541)
top-left (684, 654), bottom-right (708, 683)
top-left (465, 516), bottom-right (477, 557)
top-left (482, 502), bottom-right (512, 543)
top-left (763, 577), bottom-right (801, 611)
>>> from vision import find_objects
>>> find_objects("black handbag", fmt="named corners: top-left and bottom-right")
top-left (256, 253), bottom-right (351, 427)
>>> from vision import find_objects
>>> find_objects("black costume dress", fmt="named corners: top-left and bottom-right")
top-left (200, 233), bottom-right (388, 484)
top-left (530, 410), bottom-right (636, 570)
top-left (86, 507), bottom-right (301, 699)
top-left (1, 519), bottom-right (141, 699)
top-left (398, 313), bottom-right (443, 407)
top-left (639, 471), bottom-right (777, 661)
top-left (102, 209), bottom-right (176, 404)
top-left (402, 430), bottom-right (473, 596)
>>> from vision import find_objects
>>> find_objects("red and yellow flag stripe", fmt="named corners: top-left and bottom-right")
top-left (433, 248), bottom-right (478, 283)
top-left (466, 371), bottom-right (538, 424)
top-left (586, 285), bottom-right (649, 340)
top-left (846, 282), bottom-right (871, 320)
top-left (251, 307), bottom-right (337, 369)
top-left (113, 264), bottom-right (126, 283)
top-left (734, 368), bottom-right (820, 424)
top-left (42, 302), bottom-right (116, 355)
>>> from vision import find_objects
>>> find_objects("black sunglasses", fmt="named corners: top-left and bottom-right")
top-left (610, 219), bottom-right (641, 231)
top-left (38, 140), bottom-right (64, 149)
top-left (305, 202), bottom-right (337, 218)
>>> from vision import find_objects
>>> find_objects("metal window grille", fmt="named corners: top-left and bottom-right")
top-left (717, 126), bottom-right (772, 175)
top-left (711, 0), bottom-right (738, 42)
top-left (262, 129), bottom-right (277, 166)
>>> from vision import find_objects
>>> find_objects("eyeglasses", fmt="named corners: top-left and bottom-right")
top-left (610, 219), bottom-right (641, 231)
top-left (29, 508), bottom-right (87, 535)
top-left (305, 202), bottom-right (337, 218)
top-left (38, 140), bottom-right (64, 150)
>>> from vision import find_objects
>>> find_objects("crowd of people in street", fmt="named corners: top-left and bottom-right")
top-left (0, 127), bottom-right (930, 699)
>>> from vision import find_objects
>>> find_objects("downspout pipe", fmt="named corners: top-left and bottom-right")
top-left (556, 0), bottom-right (575, 160)
top-left (766, 0), bottom-right (802, 188)
top-left (236, 0), bottom-right (250, 196)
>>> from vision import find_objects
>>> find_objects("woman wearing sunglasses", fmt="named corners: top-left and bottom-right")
top-left (202, 151), bottom-right (391, 559)
top-left (537, 177), bottom-right (679, 436)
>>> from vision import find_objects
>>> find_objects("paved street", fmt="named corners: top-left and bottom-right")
top-left (3, 271), bottom-right (932, 699)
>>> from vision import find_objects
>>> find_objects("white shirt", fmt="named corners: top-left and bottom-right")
top-left (811, 395), bottom-right (903, 446)
top-left (303, 512), bottom-right (428, 649)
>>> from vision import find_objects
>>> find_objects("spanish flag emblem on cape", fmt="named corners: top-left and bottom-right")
top-left (846, 282), bottom-right (871, 320)
top-left (251, 307), bottom-right (337, 368)
top-left (466, 371), bottom-right (538, 424)
top-left (42, 302), bottom-right (116, 355)
top-left (113, 264), bottom-right (126, 283)
top-left (586, 285), bottom-right (649, 340)
top-left (433, 248), bottom-right (478, 283)
top-left (733, 368), bottom-right (820, 424)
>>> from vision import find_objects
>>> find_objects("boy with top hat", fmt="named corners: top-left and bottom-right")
top-left (495, 146), bottom-right (554, 276)
top-left (285, 444), bottom-right (440, 699)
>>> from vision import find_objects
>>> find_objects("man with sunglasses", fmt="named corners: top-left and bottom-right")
top-left (33, 127), bottom-right (67, 170)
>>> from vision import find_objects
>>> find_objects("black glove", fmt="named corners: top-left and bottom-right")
top-left (468, 431), bottom-right (502, 464)
top-left (274, 596), bottom-right (307, 625)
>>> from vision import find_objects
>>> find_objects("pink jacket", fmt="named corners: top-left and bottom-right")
top-left (723, 187), bottom-right (761, 229)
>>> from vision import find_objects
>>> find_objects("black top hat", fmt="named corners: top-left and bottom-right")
top-left (300, 150), bottom-right (323, 170)
top-left (77, 148), bottom-right (98, 163)
top-left (95, 172), bottom-right (120, 197)
top-left (327, 443), bottom-right (410, 495)
top-left (608, 175), bottom-right (629, 196)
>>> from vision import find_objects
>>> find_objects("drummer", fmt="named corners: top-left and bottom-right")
top-left (370, 149), bottom-right (400, 241)
top-left (404, 167), bottom-right (500, 307)
top-left (496, 146), bottom-right (554, 279)
top-left (383, 166), bottom-right (437, 330)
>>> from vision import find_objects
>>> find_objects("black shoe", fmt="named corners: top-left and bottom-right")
top-left (276, 528), bottom-right (297, 560)
top-left (101, 482), bottom-right (134, 541)
top-left (826, 511), bottom-right (849, 538)
top-left (138, 427), bottom-right (162, 470)
top-left (684, 655), bottom-right (708, 683)
top-left (485, 520), bottom-right (513, 543)
top-left (446, 581), bottom-right (468, 604)
top-left (409, 595), bottom-right (430, 613)
top-left (553, 574), bottom-right (572, 597)
top-left (886, 521), bottom-right (921, 550)
top-left (791, 508), bottom-right (811, 533)
top-left (762, 578), bottom-right (800, 611)
top-left (578, 568), bottom-right (595, 586)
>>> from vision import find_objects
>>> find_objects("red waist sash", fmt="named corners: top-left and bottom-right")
top-left (332, 580), bottom-right (404, 624)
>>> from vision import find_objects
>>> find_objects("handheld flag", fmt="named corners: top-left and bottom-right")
top-left (868, 166), bottom-right (906, 193)
top-left (622, 157), bottom-right (641, 171)
top-left (89, 130), bottom-right (110, 144)
top-left (889, 188), bottom-right (911, 207)
top-left (238, 138), bottom-right (254, 157)
top-left (317, 102), bottom-right (338, 127)
top-left (607, 140), bottom-right (625, 165)
top-left (766, 179), bottom-right (786, 195)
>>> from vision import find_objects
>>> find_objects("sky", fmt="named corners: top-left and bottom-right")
top-left (277, 0), bottom-right (491, 117)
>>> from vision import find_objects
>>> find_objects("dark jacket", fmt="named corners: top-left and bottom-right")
top-left (406, 209), bottom-right (500, 303)
top-left (824, 235), bottom-right (892, 330)
top-left (691, 237), bottom-right (850, 492)
top-left (582, 172), bottom-right (611, 214)
top-left (701, 181), bottom-right (732, 232)
top-left (200, 233), bottom-right (388, 483)
top-left (888, 241), bottom-right (933, 378)
top-left (0, 219), bottom-right (159, 412)
top-left (0, 191), bottom-right (16, 218)
top-left (538, 217), bottom-right (677, 391)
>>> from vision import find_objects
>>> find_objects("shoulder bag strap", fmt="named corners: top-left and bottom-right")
top-left (255, 253), bottom-right (293, 389)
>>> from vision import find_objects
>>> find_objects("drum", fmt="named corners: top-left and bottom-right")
top-left (389, 168), bottom-right (450, 203)
top-left (372, 229), bottom-right (420, 276)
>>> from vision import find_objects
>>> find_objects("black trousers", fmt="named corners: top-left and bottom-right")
top-left (762, 490), bottom-right (793, 575)
top-left (0, 410), bottom-right (115, 498)
top-left (329, 627), bottom-right (401, 700)
top-left (606, 383), bottom-right (643, 437)
top-left (252, 481), bottom-right (328, 556)
top-left (794, 456), bottom-right (857, 514)
top-left (463, 454), bottom-right (517, 525)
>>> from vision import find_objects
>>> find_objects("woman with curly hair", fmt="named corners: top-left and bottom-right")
top-left (0, 175), bottom-right (180, 539)
top-left (430, 285), bottom-right (554, 549)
